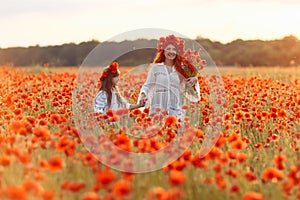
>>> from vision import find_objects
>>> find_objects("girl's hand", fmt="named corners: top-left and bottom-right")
top-left (186, 76), bottom-right (198, 87)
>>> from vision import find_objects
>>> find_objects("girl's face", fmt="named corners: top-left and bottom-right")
top-left (112, 76), bottom-right (119, 86)
top-left (164, 44), bottom-right (177, 60)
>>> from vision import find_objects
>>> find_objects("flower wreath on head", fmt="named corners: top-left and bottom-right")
top-left (157, 34), bottom-right (185, 56)
top-left (100, 62), bottom-right (119, 81)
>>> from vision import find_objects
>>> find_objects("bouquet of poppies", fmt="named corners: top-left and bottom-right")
top-left (181, 49), bottom-right (206, 100)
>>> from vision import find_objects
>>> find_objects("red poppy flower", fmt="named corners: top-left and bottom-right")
top-left (262, 167), bottom-right (284, 182)
top-left (48, 155), bottom-right (64, 172)
top-left (244, 171), bottom-right (257, 182)
top-left (95, 170), bottom-right (116, 186)
top-left (68, 181), bottom-right (87, 192)
top-left (2, 186), bottom-right (27, 200)
top-left (243, 191), bottom-right (264, 200)
top-left (164, 115), bottom-right (178, 127)
top-left (40, 190), bottom-right (55, 200)
top-left (168, 170), bottom-right (186, 186)
top-left (0, 155), bottom-right (10, 166)
top-left (81, 192), bottom-right (101, 200)
top-left (188, 63), bottom-right (195, 74)
top-left (112, 180), bottom-right (132, 196)
top-left (109, 62), bottom-right (119, 74)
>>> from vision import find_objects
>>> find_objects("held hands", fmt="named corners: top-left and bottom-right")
top-left (186, 76), bottom-right (198, 87)
top-left (131, 100), bottom-right (146, 110)
top-left (139, 93), bottom-right (147, 106)
top-left (138, 97), bottom-right (147, 107)
top-left (130, 93), bottom-right (147, 110)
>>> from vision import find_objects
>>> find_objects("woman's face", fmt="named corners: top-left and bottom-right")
top-left (164, 44), bottom-right (177, 60)
top-left (112, 76), bottom-right (119, 86)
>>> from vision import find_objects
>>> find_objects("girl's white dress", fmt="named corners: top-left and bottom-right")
top-left (94, 88), bottom-right (130, 114)
top-left (138, 62), bottom-right (200, 120)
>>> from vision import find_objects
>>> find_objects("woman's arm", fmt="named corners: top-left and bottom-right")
top-left (138, 65), bottom-right (156, 104)
top-left (129, 98), bottom-right (146, 110)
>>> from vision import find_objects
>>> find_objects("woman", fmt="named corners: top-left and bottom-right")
top-left (138, 35), bottom-right (200, 121)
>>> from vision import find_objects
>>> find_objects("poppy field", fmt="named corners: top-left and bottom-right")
top-left (0, 65), bottom-right (299, 200)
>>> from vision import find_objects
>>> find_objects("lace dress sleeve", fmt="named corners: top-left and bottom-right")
top-left (94, 90), bottom-right (108, 114)
top-left (137, 65), bottom-right (156, 105)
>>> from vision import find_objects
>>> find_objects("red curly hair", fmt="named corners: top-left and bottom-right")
top-left (153, 51), bottom-right (185, 77)
top-left (153, 35), bottom-right (186, 77)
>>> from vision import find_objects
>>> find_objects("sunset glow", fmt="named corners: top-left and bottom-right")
top-left (1, 0), bottom-right (300, 47)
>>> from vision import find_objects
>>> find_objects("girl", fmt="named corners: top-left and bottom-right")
top-left (94, 62), bottom-right (145, 114)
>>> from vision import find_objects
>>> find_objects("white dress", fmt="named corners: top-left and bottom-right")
top-left (138, 62), bottom-right (200, 120)
top-left (94, 88), bottom-right (130, 114)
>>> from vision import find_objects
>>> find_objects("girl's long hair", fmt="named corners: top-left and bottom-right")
top-left (153, 51), bottom-right (185, 78)
top-left (98, 68), bottom-right (122, 108)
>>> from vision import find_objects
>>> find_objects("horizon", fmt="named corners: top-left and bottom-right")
top-left (0, 34), bottom-right (298, 49)
top-left (1, 0), bottom-right (300, 49)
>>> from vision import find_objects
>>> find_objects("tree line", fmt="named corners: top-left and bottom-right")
top-left (0, 35), bottom-right (299, 67)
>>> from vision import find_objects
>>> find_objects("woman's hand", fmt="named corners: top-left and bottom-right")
top-left (130, 94), bottom-right (147, 110)
top-left (139, 98), bottom-right (146, 107)
top-left (186, 76), bottom-right (198, 87)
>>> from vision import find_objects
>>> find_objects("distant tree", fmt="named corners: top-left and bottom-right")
top-left (0, 36), bottom-right (299, 67)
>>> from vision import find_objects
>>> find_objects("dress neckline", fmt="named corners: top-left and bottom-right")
top-left (163, 62), bottom-right (174, 74)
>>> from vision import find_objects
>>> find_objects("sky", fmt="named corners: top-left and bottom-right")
top-left (1, 0), bottom-right (300, 48)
